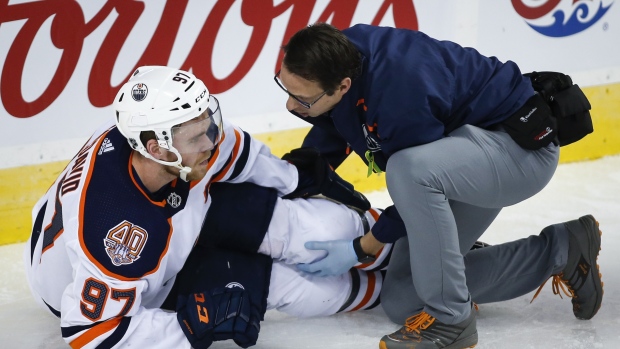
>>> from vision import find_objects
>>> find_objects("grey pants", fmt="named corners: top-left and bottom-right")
top-left (382, 125), bottom-right (566, 324)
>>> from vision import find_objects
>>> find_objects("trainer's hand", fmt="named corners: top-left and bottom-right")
top-left (297, 240), bottom-right (357, 277)
top-left (176, 287), bottom-right (260, 349)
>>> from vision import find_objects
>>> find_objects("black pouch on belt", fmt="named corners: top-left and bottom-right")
top-left (525, 71), bottom-right (593, 146)
top-left (501, 93), bottom-right (557, 150)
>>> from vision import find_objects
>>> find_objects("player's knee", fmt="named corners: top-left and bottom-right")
top-left (268, 263), bottom-right (349, 318)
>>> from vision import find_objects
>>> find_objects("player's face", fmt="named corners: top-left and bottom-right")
top-left (166, 110), bottom-right (221, 181)
top-left (277, 65), bottom-right (345, 118)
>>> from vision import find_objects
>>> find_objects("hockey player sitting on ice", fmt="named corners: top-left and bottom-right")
top-left (23, 66), bottom-right (394, 349)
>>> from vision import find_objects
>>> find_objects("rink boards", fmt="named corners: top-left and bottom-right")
top-left (1, 82), bottom-right (619, 245)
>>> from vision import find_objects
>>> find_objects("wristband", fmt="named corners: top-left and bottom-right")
top-left (352, 236), bottom-right (376, 264)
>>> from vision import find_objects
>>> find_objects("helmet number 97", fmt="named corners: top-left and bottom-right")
top-left (173, 72), bottom-right (191, 84)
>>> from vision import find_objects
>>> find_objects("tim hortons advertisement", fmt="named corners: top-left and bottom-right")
top-left (0, 0), bottom-right (417, 150)
top-left (477, 0), bottom-right (618, 75)
top-left (1, 0), bottom-right (618, 161)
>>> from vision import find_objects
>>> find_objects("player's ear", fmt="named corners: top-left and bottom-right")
top-left (145, 139), bottom-right (164, 159)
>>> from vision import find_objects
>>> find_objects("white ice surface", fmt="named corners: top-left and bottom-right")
top-left (1, 155), bottom-right (620, 349)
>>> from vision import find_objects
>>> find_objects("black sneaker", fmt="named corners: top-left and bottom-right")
top-left (379, 304), bottom-right (478, 349)
top-left (532, 215), bottom-right (603, 320)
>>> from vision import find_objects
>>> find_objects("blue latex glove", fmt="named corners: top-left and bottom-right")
top-left (297, 240), bottom-right (357, 277)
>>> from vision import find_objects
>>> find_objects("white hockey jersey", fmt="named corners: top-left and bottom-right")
top-left (24, 118), bottom-right (298, 349)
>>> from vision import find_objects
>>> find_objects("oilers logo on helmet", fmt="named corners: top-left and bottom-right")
top-left (131, 83), bottom-right (148, 101)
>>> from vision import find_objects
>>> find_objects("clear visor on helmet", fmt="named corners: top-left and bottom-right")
top-left (171, 96), bottom-right (223, 154)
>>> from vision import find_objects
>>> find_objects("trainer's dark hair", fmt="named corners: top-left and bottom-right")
top-left (283, 22), bottom-right (361, 94)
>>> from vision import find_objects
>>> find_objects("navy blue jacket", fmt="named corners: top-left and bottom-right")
top-left (298, 24), bottom-right (535, 243)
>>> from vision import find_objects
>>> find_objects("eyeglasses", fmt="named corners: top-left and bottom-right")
top-left (274, 70), bottom-right (328, 109)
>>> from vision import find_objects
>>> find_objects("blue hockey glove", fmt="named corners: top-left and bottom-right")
top-left (297, 240), bottom-right (358, 277)
top-left (177, 287), bottom-right (260, 349)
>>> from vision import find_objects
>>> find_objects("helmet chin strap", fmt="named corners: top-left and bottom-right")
top-left (178, 165), bottom-right (192, 182)
top-left (139, 146), bottom-right (193, 182)
top-left (168, 148), bottom-right (193, 182)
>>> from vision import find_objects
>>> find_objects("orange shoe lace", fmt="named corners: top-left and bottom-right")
top-left (404, 312), bottom-right (435, 334)
top-left (530, 273), bottom-right (575, 303)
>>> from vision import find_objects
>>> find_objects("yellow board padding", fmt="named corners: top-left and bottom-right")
top-left (0, 160), bottom-right (68, 245)
top-left (555, 84), bottom-right (620, 163)
top-left (2, 83), bottom-right (618, 245)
